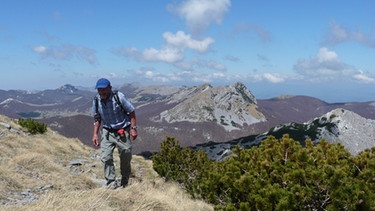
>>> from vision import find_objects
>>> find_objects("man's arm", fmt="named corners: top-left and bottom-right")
top-left (92, 119), bottom-right (101, 147)
top-left (129, 111), bottom-right (137, 140)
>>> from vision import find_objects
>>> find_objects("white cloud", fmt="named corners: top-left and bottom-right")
top-left (353, 72), bottom-right (375, 83)
top-left (263, 73), bottom-right (285, 83)
top-left (170, 0), bottom-right (231, 35)
top-left (171, 57), bottom-right (228, 73)
top-left (142, 47), bottom-right (184, 63)
top-left (163, 31), bottom-right (214, 52)
top-left (114, 31), bottom-right (215, 64)
top-left (113, 1), bottom-right (230, 76)
top-left (145, 70), bottom-right (154, 78)
top-left (294, 47), bottom-right (374, 83)
top-left (112, 0), bottom-right (230, 77)
top-left (323, 22), bottom-right (375, 48)
top-left (251, 73), bottom-right (285, 83)
top-left (294, 47), bottom-right (350, 80)
top-left (132, 66), bottom-right (230, 84)
top-left (92, 73), bottom-right (124, 82)
top-left (212, 72), bottom-right (226, 78)
top-left (136, 68), bottom-right (183, 83)
top-left (33, 45), bottom-right (47, 53)
top-left (113, 46), bottom-right (183, 63)
top-left (205, 60), bottom-right (226, 71)
top-left (32, 44), bottom-right (97, 64)
top-left (316, 47), bottom-right (339, 63)
top-left (173, 61), bottom-right (193, 70)
top-left (191, 71), bottom-right (227, 83)
top-left (324, 22), bottom-right (350, 45)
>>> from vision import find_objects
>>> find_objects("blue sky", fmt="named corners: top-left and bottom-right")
top-left (1, 0), bottom-right (375, 102)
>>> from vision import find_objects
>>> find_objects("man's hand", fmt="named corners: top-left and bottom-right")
top-left (92, 134), bottom-right (100, 147)
top-left (130, 129), bottom-right (137, 141)
top-left (92, 121), bottom-right (101, 147)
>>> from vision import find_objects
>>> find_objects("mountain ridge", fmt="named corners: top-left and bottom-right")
top-left (156, 82), bottom-right (265, 131)
top-left (194, 108), bottom-right (375, 161)
top-left (1, 82), bottom-right (375, 155)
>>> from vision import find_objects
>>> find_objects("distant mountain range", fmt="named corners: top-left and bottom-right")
top-left (1, 82), bottom-right (375, 155)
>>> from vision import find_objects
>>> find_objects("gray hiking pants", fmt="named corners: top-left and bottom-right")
top-left (100, 127), bottom-right (132, 184)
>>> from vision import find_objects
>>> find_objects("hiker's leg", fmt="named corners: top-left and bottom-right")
top-left (101, 130), bottom-right (117, 184)
top-left (117, 128), bottom-right (132, 186)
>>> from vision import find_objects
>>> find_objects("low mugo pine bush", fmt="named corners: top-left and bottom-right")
top-left (153, 135), bottom-right (375, 210)
top-left (18, 118), bottom-right (47, 134)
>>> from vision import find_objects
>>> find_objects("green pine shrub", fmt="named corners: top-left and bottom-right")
top-left (152, 136), bottom-right (213, 197)
top-left (18, 118), bottom-right (47, 134)
top-left (153, 134), bottom-right (375, 210)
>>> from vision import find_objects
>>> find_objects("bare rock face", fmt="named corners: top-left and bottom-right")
top-left (312, 108), bottom-right (375, 156)
top-left (195, 108), bottom-right (375, 160)
top-left (263, 108), bottom-right (375, 156)
top-left (156, 82), bottom-right (265, 131)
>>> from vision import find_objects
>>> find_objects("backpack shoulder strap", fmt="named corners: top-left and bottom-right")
top-left (94, 94), bottom-right (99, 113)
top-left (113, 90), bottom-right (125, 112)
top-left (93, 94), bottom-right (101, 122)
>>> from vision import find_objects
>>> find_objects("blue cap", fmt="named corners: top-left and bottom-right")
top-left (95, 78), bottom-right (111, 89)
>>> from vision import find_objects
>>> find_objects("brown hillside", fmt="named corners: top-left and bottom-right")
top-left (0, 115), bottom-right (213, 211)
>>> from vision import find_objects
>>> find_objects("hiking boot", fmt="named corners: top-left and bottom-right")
top-left (106, 180), bottom-right (118, 189)
top-left (121, 178), bottom-right (128, 188)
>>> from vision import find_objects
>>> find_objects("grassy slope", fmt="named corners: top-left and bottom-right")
top-left (0, 115), bottom-right (213, 211)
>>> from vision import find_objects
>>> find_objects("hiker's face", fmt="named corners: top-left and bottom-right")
top-left (97, 86), bottom-right (111, 101)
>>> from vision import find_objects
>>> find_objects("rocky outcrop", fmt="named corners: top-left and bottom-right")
top-left (156, 82), bottom-right (265, 131)
top-left (312, 108), bottom-right (375, 155)
top-left (194, 108), bottom-right (375, 160)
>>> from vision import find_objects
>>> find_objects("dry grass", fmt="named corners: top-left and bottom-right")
top-left (0, 115), bottom-right (213, 211)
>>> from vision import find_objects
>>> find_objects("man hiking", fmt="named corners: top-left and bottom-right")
top-left (92, 78), bottom-right (137, 189)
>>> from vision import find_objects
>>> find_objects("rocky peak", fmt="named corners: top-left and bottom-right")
top-left (58, 84), bottom-right (78, 93)
top-left (232, 82), bottom-right (257, 104)
top-left (196, 108), bottom-right (375, 161)
top-left (265, 108), bottom-right (375, 156)
top-left (156, 82), bottom-right (265, 131)
top-left (311, 108), bottom-right (375, 155)
top-left (196, 83), bottom-right (213, 92)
